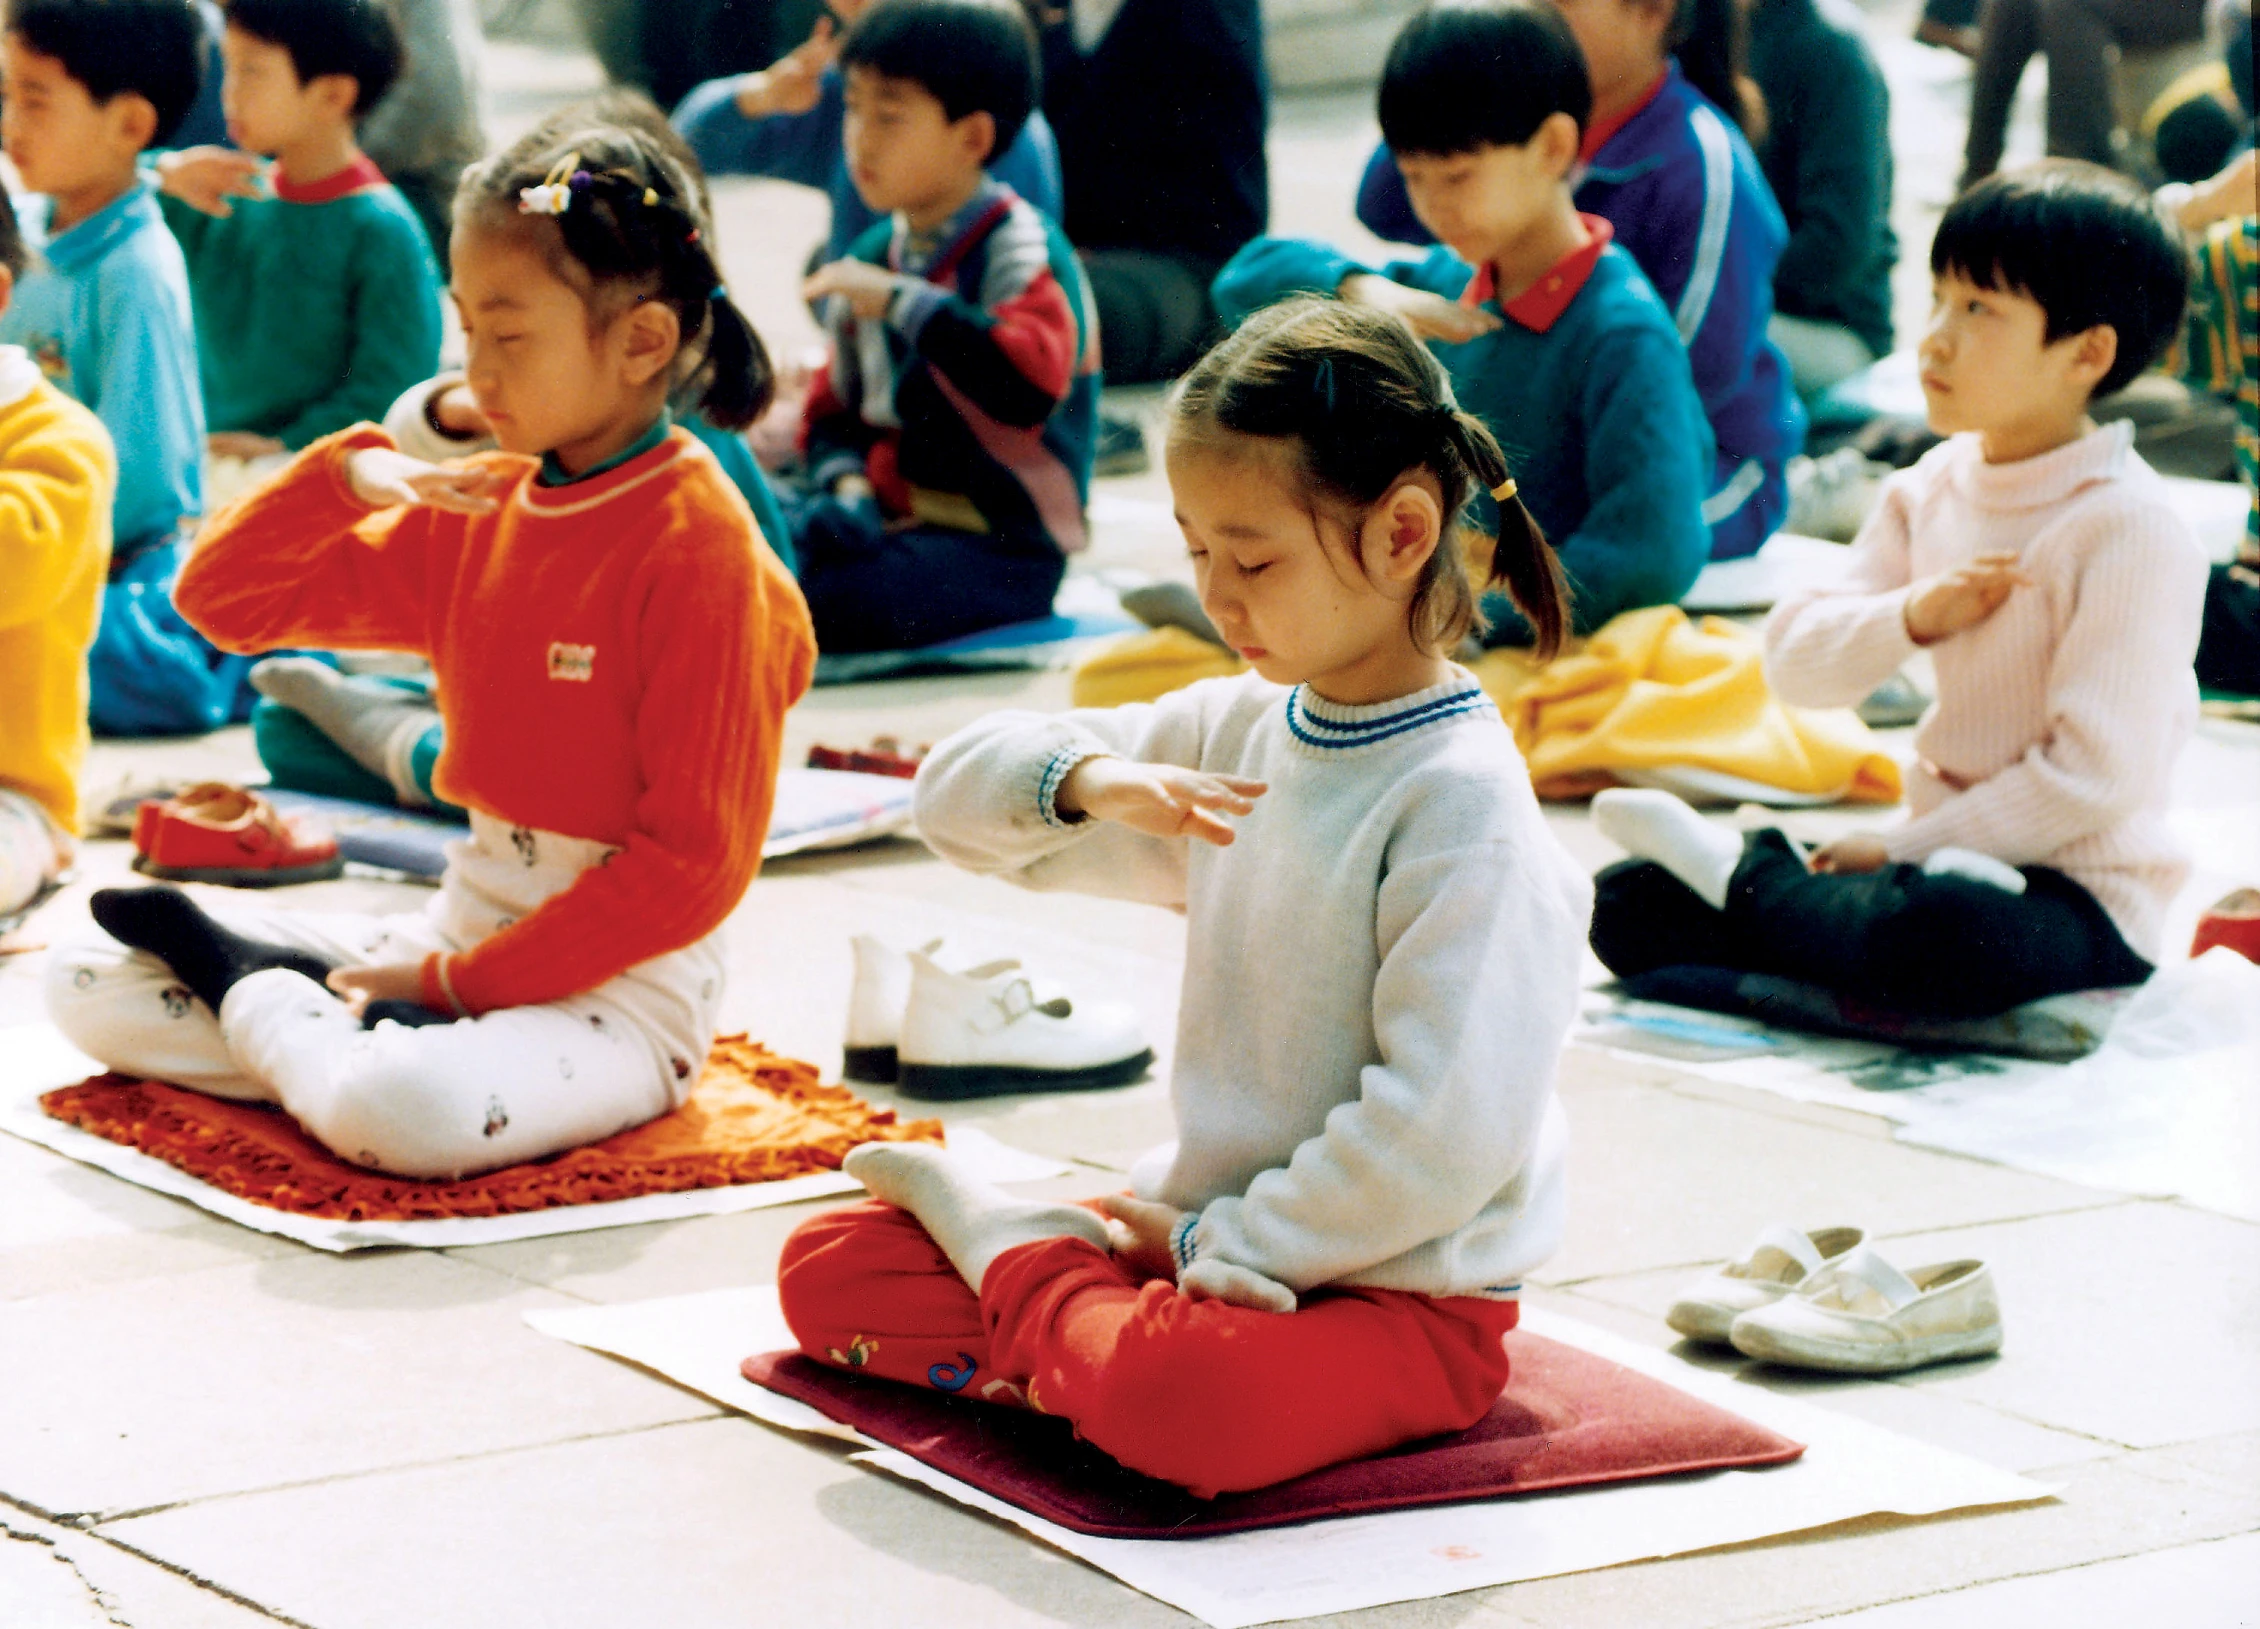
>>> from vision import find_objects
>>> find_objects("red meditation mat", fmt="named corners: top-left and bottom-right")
top-left (741, 1331), bottom-right (1804, 1537)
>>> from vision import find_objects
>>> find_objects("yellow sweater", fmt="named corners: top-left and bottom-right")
top-left (0, 352), bottom-right (116, 834)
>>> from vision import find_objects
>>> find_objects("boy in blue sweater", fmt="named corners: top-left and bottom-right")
top-left (1214, 0), bottom-right (1711, 643)
top-left (672, 0), bottom-right (1061, 268)
top-left (0, 0), bottom-right (248, 735)
top-left (790, 0), bottom-right (1098, 653)
top-left (150, 0), bottom-right (443, 459)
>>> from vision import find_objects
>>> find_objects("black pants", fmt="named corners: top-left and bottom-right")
top-left (1963, 0), bottom-right (2209, 180)
top-left (788, 490), bottom-right (1064, 654)
top-left (2197, 562), bottom-right (2260, 697)
top-left (1589, 829), bottom-right (2152, 1018)
top-left (1082, 248), bottom-right (1227, 385)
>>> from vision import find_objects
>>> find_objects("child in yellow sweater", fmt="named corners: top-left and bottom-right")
top-left (0, 186), bottom-right (116, 918)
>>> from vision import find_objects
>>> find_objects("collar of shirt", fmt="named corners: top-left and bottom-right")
top-left (1578, 64), bottom-right (1673, 167)
top-left (36, 175), bottom-right (161, 273)
top-left (1458, 215), bottom-right (1613, 333)
top-left (537, 410), bottom-right (674, 488)
top-left (894, 178), bottom-right (1012, 278)
top-left (272, 152), bottom-right (387, 205)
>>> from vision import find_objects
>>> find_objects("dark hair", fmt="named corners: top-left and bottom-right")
top-left (221, 0), bottom-right (403, 115)
top-left (837, 0), bottom-right (1039, 162)
top-left (1169, 298), bottom-right (1571, 659)
top-left (0, 186), bottom-right (24, 279)
top-left (1379, 0), bottom-right (1590, 157)
top-left (456, 118), bottom-right (775, 429)
top-left (5, 0), bottom-right (204, 145)
top-left (1934, 161), bottom-right (2190, 399)
top-left (1665, 0), bottom-right (1763, 142)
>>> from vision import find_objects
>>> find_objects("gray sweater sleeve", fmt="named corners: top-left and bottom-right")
top-left (910, 683), bottom-right (1225, 908)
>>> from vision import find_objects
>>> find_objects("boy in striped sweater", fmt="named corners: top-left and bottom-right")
top-left (1589, 164), bottom-right (2205, 1018)
top-left (789, 0), bottom-right (1097, 654)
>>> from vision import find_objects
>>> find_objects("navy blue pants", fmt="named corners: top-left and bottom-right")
top-left (1590, 828), bottom-right (2151, 1018)
top-left (787, 489), bottom-right (1063, 654)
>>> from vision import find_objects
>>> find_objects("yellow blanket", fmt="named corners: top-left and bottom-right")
top-left (1070, 607), bottom-right (1902, 805)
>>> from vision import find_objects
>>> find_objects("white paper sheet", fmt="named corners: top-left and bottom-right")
top-left (526, 1285), bottom-right (2053, 1629)
top-left (0, 1024), bottom-right (1068, 1252)
top-left (1573, 953), bottom-right (2260, 1222)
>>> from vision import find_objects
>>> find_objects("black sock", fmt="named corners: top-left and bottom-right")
top-left (362, 998), bottom-right (454, 1031)
top-left (88, 886), bottom-right (336, 1015)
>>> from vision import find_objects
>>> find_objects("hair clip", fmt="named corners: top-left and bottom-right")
top-left (685, 228), bottom-right (701, 245)
top-left (1490, 478), bottom-right (1519, 503)
top-left (518, 151), bottom-right (580, 216)
top-left (643, 187), bottom-right (659, 206)
top-left (1311, 355), bottom-right (1336, 411)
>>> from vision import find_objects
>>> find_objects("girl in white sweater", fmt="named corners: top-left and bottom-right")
top-left (1589, 163), bottom-right (2206, 1017)
top-left (780, 298), bottom-right (1590, 1496)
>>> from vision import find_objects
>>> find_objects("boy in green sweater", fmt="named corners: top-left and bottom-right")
top-left (153, 0), bottom-right (440, 458)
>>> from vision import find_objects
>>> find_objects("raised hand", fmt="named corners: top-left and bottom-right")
top-left (1055, 757), bottom-right (1268, 847)
top-left (1903, 551), bottom-right (2032, 646)
top-left (1340, 272), bottom-right (1503, 345)
top-left (154, 146), bottom-right (264, 217)
top-left (802, 257), bottom-right (905, 320)
top-left (733, 15), bottom-right (840, 118)
top-left (344, 448), bottom-right (505, 514)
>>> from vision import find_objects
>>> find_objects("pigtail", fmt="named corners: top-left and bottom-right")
top-left (1670, 0), bottom-right (1765, 143)
top-left (1441, 410), bottom-right (1571, 661)
top-left (693, 293), bottom-right (775, 429)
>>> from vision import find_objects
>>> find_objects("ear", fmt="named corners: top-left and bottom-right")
top-left (616, 298), bottom-right (684, 388)
top-left (108, 91), bottom-right (160, 154)
top-left (955, 109), bottom-right (998, 167)
top-left (2064, 323), bottom-right (2118, 394)
top-left (0, 263), bottom-right (16, 322)
top-left (308, 72), bottom-right (362, 123)
top-left (1360, 476), bottom-right (1445, 589)
top-left (1532, 110), bottom-right (1582, 180)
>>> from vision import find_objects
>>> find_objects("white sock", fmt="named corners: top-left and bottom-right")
top-left (1592, 788), bottom-right (1746, 910)
top-left (844, 1142), bottom-right (1111, 1292)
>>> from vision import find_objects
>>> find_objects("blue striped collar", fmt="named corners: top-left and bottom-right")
top-left (1283, 676), bottom-right (1497, 755)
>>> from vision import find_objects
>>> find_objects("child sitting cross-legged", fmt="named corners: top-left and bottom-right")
top-left (1588, 164), bottom-right (2205, 1018)
top-left (779, 299), bottom-right (1593, 1496)
top-left (788, 0), bottom-right (1097, 653)
top-left (152, 0), bottom-right (443, 461)
top-left (1214, 0), bottom-right (1714, 645)
top-left (0, 186), bottom-right (116, 920)
top-left (45, 116), bottom-right (816, 1179)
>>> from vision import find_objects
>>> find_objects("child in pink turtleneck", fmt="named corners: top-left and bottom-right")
top-left (1587, 163), bottom-right (2205, 1019)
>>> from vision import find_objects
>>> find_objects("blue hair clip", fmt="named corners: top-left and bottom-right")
top-left (1312, 355), bottom-right (1337, 412)
top-left (709, 284), bottom-right (727, 302)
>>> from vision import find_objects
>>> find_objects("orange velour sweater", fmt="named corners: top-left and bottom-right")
top-left (174, 424), bottom-right (815, 1016)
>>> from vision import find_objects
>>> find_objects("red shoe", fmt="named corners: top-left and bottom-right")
top-left (2192, 889), bottom-right (2260, 965)
top-left (131, 783), bottom-right (345, 887)
top-left (807, 737), bottom-right (927, 779)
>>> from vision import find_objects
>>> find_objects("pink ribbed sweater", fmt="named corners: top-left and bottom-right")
top-left (1764, 422), bottom-right (2207, 960)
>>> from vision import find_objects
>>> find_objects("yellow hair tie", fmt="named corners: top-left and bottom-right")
top-left (643, 187), bottom-right (658, 206)
top-left (1491, 478), bottom-right (1518, 503)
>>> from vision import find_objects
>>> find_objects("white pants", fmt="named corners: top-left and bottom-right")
top-left (46, 812), bottom-right (727, 1179)
top-left (1, 786), bottom-right (70, 919)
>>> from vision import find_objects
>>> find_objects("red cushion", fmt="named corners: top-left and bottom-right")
top-left (742, 1330), bottom-right (1804, 1537)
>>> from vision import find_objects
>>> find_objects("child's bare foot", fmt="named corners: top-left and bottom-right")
top-left (844, 1142), bottom-right (1110, 1291)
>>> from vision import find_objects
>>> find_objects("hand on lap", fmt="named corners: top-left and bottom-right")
top-left (1810, 834), bottom-right (1889, 874)
top-left (1056, 758), bottom-right (1268, 847)
top-left (208, 431), bottom-right (287, 461)
top-left (802, 258), bottom-right (907, 320)
top-left (327, 962), bottom-right (431, 1019)
top-left (1095, 1193), bottom-right (1185, 1279)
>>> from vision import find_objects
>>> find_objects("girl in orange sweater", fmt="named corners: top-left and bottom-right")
top-left (47, 117), bottom-right (815, 1179)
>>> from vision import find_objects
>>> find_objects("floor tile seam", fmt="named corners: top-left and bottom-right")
top-left (3, 1494), bottom-right (312, 1628)
top-left (1757, 1526), bottom-right (2260, 1627)
top-left (1, 1514), bottom-right (130, 1628)
top-left (74, 1413), bottom-right (729, 1528)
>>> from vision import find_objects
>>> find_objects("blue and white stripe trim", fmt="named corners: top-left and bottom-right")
top-left (1283, 680), bottom-right (1497, 755)
top-left (1036, 744), bottom-right (1104, 829)
top-left (1170, 1212), bottom-right (1202, 1278)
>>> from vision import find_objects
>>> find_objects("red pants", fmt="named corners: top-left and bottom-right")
top-left (777, 1198), bottom-right (1520, 1497)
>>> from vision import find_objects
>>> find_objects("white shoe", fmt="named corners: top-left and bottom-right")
top-left (844, 935), bottom-right (946, 1082)
top-left (895, 951), bottom-right (1152, 1100)
top-left (1727, 1243), bottom-right (2003, 1373)
top-left (1666, 1224), bottom-right (1866, 1344)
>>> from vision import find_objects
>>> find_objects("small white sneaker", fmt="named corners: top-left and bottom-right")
top-left (1727, 1243), bottom-right (2003, 1373)
top-left (844, 935), bottom-right (947, 1082)
top-left (895, 951), bottom-right (1152, 1100)
top-left (1666, 1224), bottom-right (1866, 1344)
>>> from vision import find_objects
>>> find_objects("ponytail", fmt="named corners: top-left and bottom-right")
top-left (691, 293), bottom-right (775, 429)
top-left (1437, 409), bottom-right (1571, 660)
top-left (1669, 0), bottom-right (1765, 142)
top-left (1171, 297), bottom-right (1574, 661)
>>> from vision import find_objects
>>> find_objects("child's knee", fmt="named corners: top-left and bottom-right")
top-left (296, 1046), bottom-right (489, 1179)
top-left (1066, 1312), bottom-right (1289, 1493)
top-left (778, 1199), bottom-right (928, 1347)
top-left (43, 938), bottom-right (172, 1053)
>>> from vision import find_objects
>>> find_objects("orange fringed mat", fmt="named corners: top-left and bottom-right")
top-left (37, 1034), bottom-right (942, 1223)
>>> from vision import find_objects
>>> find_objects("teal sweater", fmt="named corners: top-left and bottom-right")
top-left (1214, 237), bottom-right (1715, 641)
top-left (159, 158), bottom-right (443, 450)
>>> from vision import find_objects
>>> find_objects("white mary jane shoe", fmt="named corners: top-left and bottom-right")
top-left (894, 950), bottom-right (1152, 1101)
top-left (1666, 1224), bottom-right (1867, 1344)
top-left (1727, 1243), bottom-right (2003, 1374)
top-left (844, 934), bottom-right (947, 1082)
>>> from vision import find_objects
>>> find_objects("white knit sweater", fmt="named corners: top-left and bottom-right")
top-left (914, 671), bottom-right (1592, 1299)
top-left (1764, 422), bottom-right (2207, 959)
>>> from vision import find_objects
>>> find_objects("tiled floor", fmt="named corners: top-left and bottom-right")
top-left (3, 4), bottom-right (2257, 1625)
